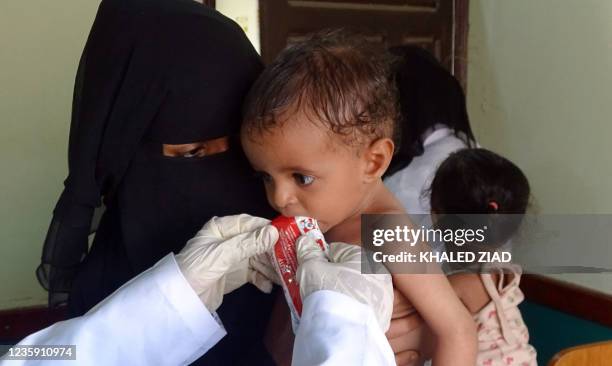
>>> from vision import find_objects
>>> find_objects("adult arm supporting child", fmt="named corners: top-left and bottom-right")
top-left (379, 229), bottom-right (477, 366)
top-left (392, 270), bottom-right (478, 366)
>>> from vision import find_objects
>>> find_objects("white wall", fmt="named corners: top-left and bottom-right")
top-left (467, 0), bottom-right (612, 293)
top-left (0, 0), bottom-right (100, 310)
top-left (216, 0), bottom-right (260, 52)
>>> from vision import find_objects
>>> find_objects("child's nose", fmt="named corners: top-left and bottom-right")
top-left (270, 183), bottom-right (298, 213)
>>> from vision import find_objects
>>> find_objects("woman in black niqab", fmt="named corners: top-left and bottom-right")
top-left (37, 0), bottom-right (275, 363)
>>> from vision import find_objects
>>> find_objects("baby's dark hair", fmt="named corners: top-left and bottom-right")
top-left (430, 148), bottom-right (530, 246)
top-left (242, 29), bottom-right (399, 148)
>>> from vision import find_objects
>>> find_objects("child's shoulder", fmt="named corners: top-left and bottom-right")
top-left (325, 184), bottom-right (405, 244)
top-left (324, 215), bottom-right (362, 245)
top-left (370, 184), bottom-right (406, 215)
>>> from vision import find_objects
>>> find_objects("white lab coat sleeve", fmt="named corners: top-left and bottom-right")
top-left (292, 290), bottom-right (395, 366)
top-left (384, 130), bottom-right (468, 214)
top-left (2, 254), bottom-right (226, 366)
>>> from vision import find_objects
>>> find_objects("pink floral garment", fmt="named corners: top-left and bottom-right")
top-left (475, 265), bottom-right (537, 366)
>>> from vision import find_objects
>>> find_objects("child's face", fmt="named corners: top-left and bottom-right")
top-left (241, 115), bottom-right (371, 233)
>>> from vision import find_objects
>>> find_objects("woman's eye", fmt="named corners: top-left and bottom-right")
top-left (294, 173), bottom-right (314, 186)
top-left (182, 147), bottom-right (205, 158)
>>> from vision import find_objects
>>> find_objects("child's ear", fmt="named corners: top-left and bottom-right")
top-left (361, 137), bottom-right (394, 183)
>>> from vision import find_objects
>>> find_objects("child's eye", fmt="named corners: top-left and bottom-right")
top-left (293, 173), bottom-right (315, 186)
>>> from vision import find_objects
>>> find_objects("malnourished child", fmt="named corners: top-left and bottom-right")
top-left (241, 30), bottom-right (477, 365)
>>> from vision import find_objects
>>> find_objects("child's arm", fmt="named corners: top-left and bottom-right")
top-left (448, 273), bottom-right (495, 314)
top-left (392, 273), bottom-right (477, 366)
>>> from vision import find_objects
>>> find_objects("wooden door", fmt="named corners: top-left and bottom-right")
top-left (259, 0), bottom-right (469, 87)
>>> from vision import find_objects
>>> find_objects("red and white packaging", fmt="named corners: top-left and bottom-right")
top-left (269, 216), bottom-right (328, 330)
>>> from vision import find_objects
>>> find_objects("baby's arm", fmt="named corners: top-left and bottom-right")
top-left (448, 273), bottom-right (495, 314)
top-left (392, 273), bottom-right (477, 366)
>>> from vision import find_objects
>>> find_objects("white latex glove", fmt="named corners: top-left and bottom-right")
top-left (249, 252), bottom-right (282, 286)
top-left (175, 214), bottom-right (279, 312)
top-left (296, 236), bottom-right (394, 332)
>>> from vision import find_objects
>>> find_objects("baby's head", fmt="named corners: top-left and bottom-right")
top-left (430, 148), bottom-right (531, 247)
top-left (241, 30), bottom-right (398, 232)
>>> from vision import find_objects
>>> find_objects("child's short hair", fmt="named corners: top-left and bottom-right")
top-left (430, 148), bottom-right (530, 215)
top-left (430, 148), bottom-right (530, 246)
top-left (242, 29), bottom-right (398, 148)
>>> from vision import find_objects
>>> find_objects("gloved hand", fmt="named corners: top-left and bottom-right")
top-left (295, 236), bottom-right (394, 332)
top-left (249, 252), bottom-right (282, 286)
top-left (175, 214), bottom-right (279, 312)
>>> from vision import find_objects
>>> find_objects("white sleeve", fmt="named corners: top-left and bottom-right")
top-left (1, 254), bottom-right (226, 366)
top-left (292, 290), bottom-right (395, 366)
top-left (385, 132), bottom-right (467, 215)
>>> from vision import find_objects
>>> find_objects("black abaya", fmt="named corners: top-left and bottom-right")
top-left (37, 0), bottom-right (275, 364)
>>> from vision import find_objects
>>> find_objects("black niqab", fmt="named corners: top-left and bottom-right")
top-left (37, 0), bottom-right (274, 363)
